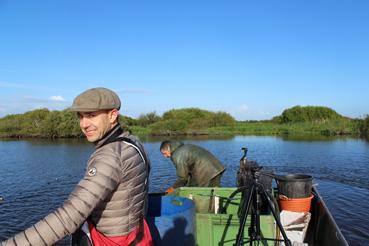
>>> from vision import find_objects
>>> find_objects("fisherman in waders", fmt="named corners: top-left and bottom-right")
top-left (160, 140), bottom-right (226, 193)
top-left (1, 87), bottom-right (153, 246)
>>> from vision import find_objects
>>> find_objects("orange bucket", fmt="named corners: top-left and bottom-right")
top-left (279, 194), bottom-right (314, 212)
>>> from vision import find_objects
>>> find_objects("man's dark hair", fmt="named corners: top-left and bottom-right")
top-left (160, 140), bottom-right (171, 151)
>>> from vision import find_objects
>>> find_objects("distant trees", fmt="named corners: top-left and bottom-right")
top-left (360, 115), bottom-right (369, 138)
top-left (149, 108), bottom-right (235, 134)
top-left (40, 110), bottom-right (82, 137)
top-left (269, 106), bottom-right (363, 136)
top-left (0, 107), bottom-right (236, 137)
top-left (0, 109), bottom-right (48, 137)
top-left (0, 106), bottom-right (367, 138)
top-left (281, 106), bottom-right (341, 123)
top-left (137, 112), bottom-right (161, 127)
top-left (119, 115), bottom-right (139, 127)
top-left (0, 114), bottom-right (22, 135)
top-left (0, 109), bottom-right (81, 138)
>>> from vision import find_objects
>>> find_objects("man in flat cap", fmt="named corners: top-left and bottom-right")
top-left (1, 87), bottom-right (153, 246)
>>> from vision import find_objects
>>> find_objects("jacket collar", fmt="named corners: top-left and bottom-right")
top-left (94, 123), bottom-right (122, 149)
top-left (169, 141), bottom-right (184, 155)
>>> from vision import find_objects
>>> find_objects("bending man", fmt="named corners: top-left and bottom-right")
top-left (160, 140), bottom-right (225, 193)
top-left (1, 87), bottom-right (152, 246)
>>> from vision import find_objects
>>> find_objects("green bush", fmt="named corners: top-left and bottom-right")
top-left (211, 112), bottom-right (235, 127)
top-left (162, 108), bottom-right (235, 128)
top-left (0, 109), bottom-right (81, 138)
top-left (0, 106), bottom-right (366, 138)
top-left (281, 106), bottom-right (341, 123)
top-left (40, 110), bottom-right (82, 138)
top-left (149, 119), bottom-right (188, 135)
top-left (137, 112), bottom-right (161, 127)
top-left (360, 115), bottom-right (369, 138)
top-left (119, 115), bottom-right (139, 127)
top-left (57, 111), bottom-right (82, 137)
top-left (0, 114), bottom-right (22, 134)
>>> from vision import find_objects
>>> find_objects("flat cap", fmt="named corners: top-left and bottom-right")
top-left (69, 87), bottom-right (121, 112)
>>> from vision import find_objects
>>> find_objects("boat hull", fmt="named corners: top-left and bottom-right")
top-left (304, 188), bottom-right (348, 246)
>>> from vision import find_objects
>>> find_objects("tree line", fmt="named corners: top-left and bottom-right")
top-left (0, 106), bottom-right (368, 138)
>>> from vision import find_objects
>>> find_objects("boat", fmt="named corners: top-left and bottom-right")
top-left (147, 148), bottom-right (349, 246)
top-left (147, 186), bottom-right (348, 246)
top-left (71, 185), bottom-right (348, 246)
top-left (72, 148), bottom-right (349, 246)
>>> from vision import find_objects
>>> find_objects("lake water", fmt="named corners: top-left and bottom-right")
top-left (1, 135), bottom-right (369, 245)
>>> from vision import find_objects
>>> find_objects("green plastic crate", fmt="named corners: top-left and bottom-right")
top-left (171, 187), bottom-right (276, 246)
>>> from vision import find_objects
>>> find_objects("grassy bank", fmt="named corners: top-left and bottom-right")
top-left (207, 119), bottom-right (361, 136)
top-left (0, 106), bottom-right (368, 139)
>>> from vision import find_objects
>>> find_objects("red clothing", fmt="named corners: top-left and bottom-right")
top-left (88, 219), bottom-right (153, 246)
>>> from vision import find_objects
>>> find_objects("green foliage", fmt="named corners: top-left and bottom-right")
top-left (0, 109), bottom-right (81, 138)
top-left (21, 109), bottom-right (50, 136)
top-left (0, 106), bottom-right (366, 138)
top-left (162, 108), bottom-right (205, 121)
top-left (39, 110), bottom-right (62, 137)
top-left (58, 110), bottom-right (83, 137)
top-left (0, 108), bottom-right (50, 137)
top-left (149, 119), bottom-right (188, 135)
top-left (137, 112), bottom-right (161, 127)
top-left (163, 108), bottom-right (235, 127)
top-left (0, 114), bottom-right (22, 135)
top-left (150, 108), bottom-right (235, 134)
top-left (217, 119), bottom-right (359, 136)
top-left (211, 112), bottom-right (236, 127)
top-left (40, 110), bottom-right (82, 137)
top-left (119, 115), bottom-right (139, 127)
top-left (359, 115), bottom-right (369, 138)
top-left (129, 125), bottom-right (151, 136)
top-left (281, 106), bottom-right (341, 123)
top-left (270, 115), bottom-right (283, 124)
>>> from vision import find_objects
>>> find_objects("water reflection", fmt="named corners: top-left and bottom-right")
top-left (279, 134), bottom-right (352, 141)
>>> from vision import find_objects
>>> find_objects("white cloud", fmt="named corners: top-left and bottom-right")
top-left (49, 95), bottom-right (65, 101)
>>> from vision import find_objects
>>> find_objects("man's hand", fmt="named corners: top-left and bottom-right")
top-left (165, 187), bottom-right (174, 193)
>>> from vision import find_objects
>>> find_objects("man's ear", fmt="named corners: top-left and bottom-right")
top-left (109, 109), bottom-right (119, 123)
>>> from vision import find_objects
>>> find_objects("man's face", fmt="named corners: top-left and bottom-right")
top-left (78, 109), bottom-right (118, 142)
top-left (161, 149), bottom-right (171, 158)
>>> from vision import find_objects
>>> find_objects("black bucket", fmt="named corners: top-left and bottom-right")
top-left (276, 174), bottom-right (313, 199)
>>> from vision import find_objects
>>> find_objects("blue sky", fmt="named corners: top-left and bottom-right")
top-left (1, 1), bottom-right (368, 120)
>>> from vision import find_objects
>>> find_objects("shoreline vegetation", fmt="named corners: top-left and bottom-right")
top-left (0, 106), bottom-right (368, 139)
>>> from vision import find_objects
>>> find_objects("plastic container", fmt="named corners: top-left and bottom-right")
top-left (171, 187), bottom-right (276, 246)
top-left (279, 194), bottom-right (314, 212)
top-left (196, 213), bottom-right (275, 246)
top-left (147, 195), bottom-right (196, 246)
top-left (276, 174), bottom-right (313, 198)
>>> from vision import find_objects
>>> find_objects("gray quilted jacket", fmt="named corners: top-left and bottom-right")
top-left (1, 125), bottom-right (150, 246)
